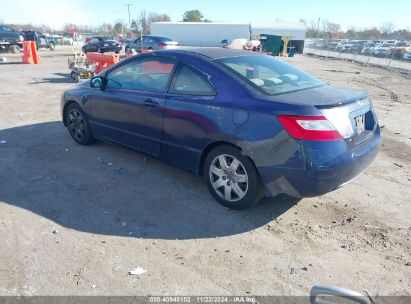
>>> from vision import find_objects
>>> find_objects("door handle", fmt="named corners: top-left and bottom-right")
top-left (143, 99), bottom-right (159, 107)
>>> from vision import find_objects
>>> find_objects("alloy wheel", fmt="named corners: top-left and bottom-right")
top-left (67, 109), bottom-right (86, 142)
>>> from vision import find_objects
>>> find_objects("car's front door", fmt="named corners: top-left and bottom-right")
top-left (88, 56), bottom-right (177, 155)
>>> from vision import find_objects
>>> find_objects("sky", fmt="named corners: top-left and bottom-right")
top-left (0, 0), bottom-right (409, 31)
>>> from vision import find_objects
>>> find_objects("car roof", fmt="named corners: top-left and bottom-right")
top-left (155, 47), bottom-right (264, 60)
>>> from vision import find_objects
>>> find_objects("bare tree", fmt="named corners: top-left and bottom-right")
top-left (380, 21), bottom-right (395, 36)
top-left (132, 10), bottom-right (171, 35)
top-left (148, 12), bottom-right (171, 23)
top-left (325, 21), bottom-right (342, 38)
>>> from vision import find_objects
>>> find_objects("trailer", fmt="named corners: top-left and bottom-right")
top-left (150, 22), bottom-right (250, 47)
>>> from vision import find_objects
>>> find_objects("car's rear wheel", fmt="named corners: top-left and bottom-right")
top-left (9, 45), bottom-right (20, 53)
top-left (204, 145), bottom-right (264, 209)
top-left (65, 103), bottom-right (94, 145)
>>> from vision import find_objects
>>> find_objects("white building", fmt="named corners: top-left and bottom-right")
top-left (150, 21), bottom-right (306, 52)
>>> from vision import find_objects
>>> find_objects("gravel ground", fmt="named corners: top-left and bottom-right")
top-left (0, 48), bottom-right (410, 297)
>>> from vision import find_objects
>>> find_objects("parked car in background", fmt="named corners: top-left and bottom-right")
top-left (61, 48), bottom-right (380, 209)
top-left (373, 43), bottom-right (393, 57)
top-left (82, 36), bottom-right (122, 54)
top-left (125, 35), bottom-right (179, 53)
top-left (361, 43), bottom-right (376, 55)
top-left (403, 49), bottom-right (411, 60)
top-left (0, 24), bottom-right (24, 53)
top-left (326, 41), bottom-right (340, 51)
top-left (351, 40), bottom-right (370, 53)
top-left (336, 42), bottom-right (353, 52)
top-left (389, 41), bottom-right (411, 59)
top-left (22, 31), bottom-right (55, 50)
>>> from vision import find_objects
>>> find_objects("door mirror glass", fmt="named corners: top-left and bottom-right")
top-left (90, 76), bottom-right (104, 89)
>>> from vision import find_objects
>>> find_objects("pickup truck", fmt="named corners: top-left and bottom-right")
top-left (0, 24), bottom-right (24, 53)
top-left (22, 31), bottom-right (55, 51)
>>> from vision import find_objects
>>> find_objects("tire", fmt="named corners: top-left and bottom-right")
top-left (9, 45), bottom-right (20, 53)
top-left (204, 145), bottom-right (264, 210)
top-left (49, 42), bottom-right (55, 51)
top-left (65, 103), bottom-right (94, 145)
top-left (70, 71), bottom-right (79, 83)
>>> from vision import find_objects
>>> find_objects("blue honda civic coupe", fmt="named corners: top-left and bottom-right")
top-left (61, 48), bottom-right (381, 209)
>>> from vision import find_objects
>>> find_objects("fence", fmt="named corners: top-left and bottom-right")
top-left (303, 38), bottom-right (411, 74)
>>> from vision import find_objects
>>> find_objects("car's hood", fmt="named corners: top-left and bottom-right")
top-left (266, 84), bottom-right (369, 108)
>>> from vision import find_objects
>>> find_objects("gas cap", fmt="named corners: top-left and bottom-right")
top-left (232, 109), bottom-right (249, 125)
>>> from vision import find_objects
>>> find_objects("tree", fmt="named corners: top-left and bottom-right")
top-left (182, 10), bottom-right (205, 22)
top-left (325, 22), bottom-right (342, 38)
top-left (99, 23), bottom-right (113, 35)
top-left (380, 21), bottom-right (395, 36)
top-left (113, 21), bottom-right (125, 35)
top-left (131, 11), bottom-right (171, 36)
top-left (148, 12), bottom-right (171, 23)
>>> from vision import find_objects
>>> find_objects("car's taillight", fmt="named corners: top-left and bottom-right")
top-left (278, 115), bottom-right (343, 141)
top-left (159, 42), bottom-right (167, 47)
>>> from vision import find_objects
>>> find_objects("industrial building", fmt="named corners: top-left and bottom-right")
top-left (150, 21), bottom-right (306, 53)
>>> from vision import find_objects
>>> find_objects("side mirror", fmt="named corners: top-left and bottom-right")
top-left (90, 76), bottom-right (104, 89)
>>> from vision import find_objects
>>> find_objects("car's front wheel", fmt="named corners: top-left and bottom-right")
top-left (204, 145), bottom-right (264, 209)
top-left (65, 103), bottom-right (94, 145)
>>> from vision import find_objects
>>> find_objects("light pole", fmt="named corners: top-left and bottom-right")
top-left (125, 3), bottom-right (132, 37)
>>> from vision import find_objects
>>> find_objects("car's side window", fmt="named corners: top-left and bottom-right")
top-left (106, 57), bottom-right (176, 92)
top-left (143, 37), bottom-right (153, 44)
top-left (169, 65), bottom-right (216, 96)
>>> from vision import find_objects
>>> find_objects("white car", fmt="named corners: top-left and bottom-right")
top-left (361, 44), bottom-right (376, 55)
top-left (336, 43), bottom-right (353, 52)
top-left (373, 44), bottom-right (393, 57)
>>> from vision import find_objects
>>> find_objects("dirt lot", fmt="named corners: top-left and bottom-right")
top-left (0, 48), bottom-right (410, 297)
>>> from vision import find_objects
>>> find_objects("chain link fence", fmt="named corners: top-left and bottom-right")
top-left (303, 38), bottom-right (411, 74)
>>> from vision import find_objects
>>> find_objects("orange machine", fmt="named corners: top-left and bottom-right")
top-left (86, 53), bottom-right (120, 73)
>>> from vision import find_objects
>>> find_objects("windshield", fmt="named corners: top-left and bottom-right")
top-left (216, 55), bottom-right (325, 95)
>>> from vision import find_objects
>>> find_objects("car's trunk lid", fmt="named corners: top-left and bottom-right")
top-left (268, 84), bottom-right (369, 108)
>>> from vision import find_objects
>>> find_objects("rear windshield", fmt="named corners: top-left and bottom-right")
top-left (157, 37), bottom-right (172, 42)
top-left (216, 55), bottom-right (324, 95)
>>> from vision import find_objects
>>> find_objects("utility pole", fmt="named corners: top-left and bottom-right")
top-left (125, 3), bottom-right (132, 36)
top-left (317, 17), bottom-right (321, 42)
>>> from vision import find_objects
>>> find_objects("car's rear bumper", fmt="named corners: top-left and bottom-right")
top-left (101, 46), bottom-right (122, 52)
top-left (259, 127), bottom-right (381, 198)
